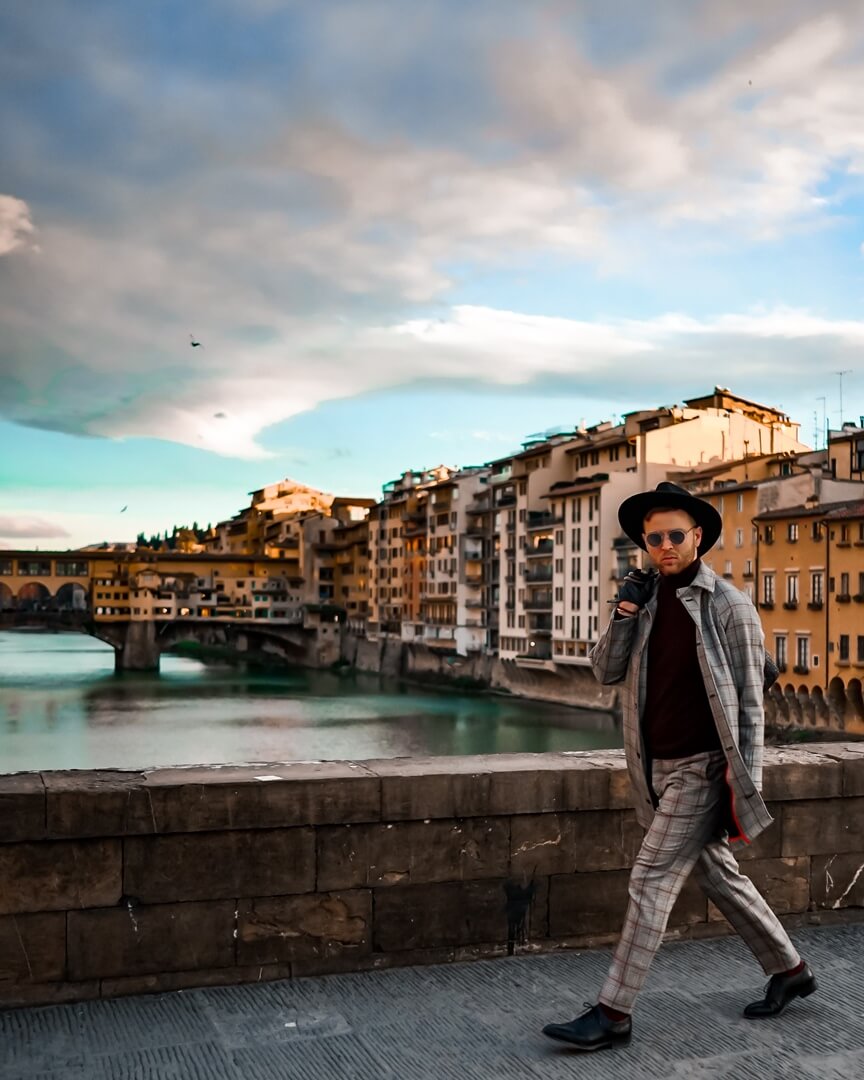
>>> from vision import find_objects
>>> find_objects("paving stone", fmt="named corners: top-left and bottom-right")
top-left (4, 922), bottom-right (864, 1080)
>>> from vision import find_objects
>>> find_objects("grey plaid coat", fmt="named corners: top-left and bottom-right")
top-left (590, 561), bottom-right (773, 844)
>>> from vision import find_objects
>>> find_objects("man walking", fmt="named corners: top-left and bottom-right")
top-left (542, 481), bottom-right (816, 1052)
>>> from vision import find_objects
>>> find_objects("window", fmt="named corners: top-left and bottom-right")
top-left (788, 523), bottom-right (798, 542)
top-left (736, 493), bottom-right (744, 512)
top-left (839, 635), bottom-right (850, 662)
top-left (724, 560), bottom-right (733, 576)
top-left (744, 559), bottom-right (753, 577)
top-left (735, 528), bottom-right (743, 548)
top-left (764, 525), bottom-right (775, 544)
top-left (840, 572), bottom-right (851, 598)
top-left (762, 573), bottom-right (775, 605)
top-left (786, 574), bottom-right (799, 605)
top-left (774, 635), bottom-right (787, 669)
top-left (19, 560), bottom-right (51, 576)
top-left (811, 521), bottom-right (823, 541)
top-left (858, 636), bottom-right (864, 663)
top-left (796, 636), bottom-right (810, 672)
top-left (810, 572), bottom-right (824, 605)
top-left (56, 561), bottom-right (88, 576)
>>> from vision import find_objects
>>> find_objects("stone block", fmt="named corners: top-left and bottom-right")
top-left (741, 856), bottom-right (810, 916)
top-left (130, 761), bottom-right (381, 834)
top-left (735, 804), bottom-right (782, 862)
top-left (0, 838), bottom-right (121, 915)
top-left (487, 757), bottom-right (565, 815)
top-left (317, 819), bottom-right (508, 891)
top-left (510, 809), bottom-right (642, 877)
top-left (237, 890), bottom-right (372, 965)
top-left (549, 869), bottom-right (706, 937)
top-left (761, 749), bottom-right (843, 802)
top-left (372, 877), bottom-right (548, 952)
top-left (781, 797), bottom-right (864, 856)
top-left (560, 751), bottom-right (630, 809)
top-left (44, 771), bottom-right (147, 838)
top-left (0, 980), bottom-right (100, 1008)
top-left (366, 757), bottom-right (494, 820)
top-left (67, 900), bottom-right (235, 979)
top-left (810, 852), bottom-right (864, 910)
top-left (0, 912), bottom-right (65, 983)
top-left (100, 962), bottom-right (295, 999)
top-left (0, 774), bottom-right (46, 843)
top-left (123, 828), bottom-right (315, 903)
top-left (549, 869), bottom-right (630, 936)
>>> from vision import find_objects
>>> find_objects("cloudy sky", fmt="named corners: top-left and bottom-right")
top-left (2, 0), bottom-right (864, 549)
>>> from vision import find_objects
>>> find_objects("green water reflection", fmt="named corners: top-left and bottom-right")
top-left (0, 630), bottom-right (621, 773)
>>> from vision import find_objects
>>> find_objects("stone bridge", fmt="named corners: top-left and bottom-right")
top-left (90, 618), bottom-right (341, 673)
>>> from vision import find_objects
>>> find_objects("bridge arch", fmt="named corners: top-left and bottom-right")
top-left (16, 582), bottom-right (52, 612)
top-left (0, 582), bottom-right (13, 610)
top-left (56, 582), bottom-right (88, 611)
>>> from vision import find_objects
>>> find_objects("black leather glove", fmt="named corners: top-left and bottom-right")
top-left (616, 568), bottom-right (658, 609)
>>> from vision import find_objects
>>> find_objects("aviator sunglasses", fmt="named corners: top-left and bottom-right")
top-left (643, 526), bottom-right (697, 548)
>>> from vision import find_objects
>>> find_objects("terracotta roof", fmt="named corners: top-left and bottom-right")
top-left (821, 501), bottom-right (864, 521)
top-left (753, 500), bottom-right (855, 521)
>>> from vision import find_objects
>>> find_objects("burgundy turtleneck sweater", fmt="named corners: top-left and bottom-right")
top-left (642, 558), bottom-right (721, 760)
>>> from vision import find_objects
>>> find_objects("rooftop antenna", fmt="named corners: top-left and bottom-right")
top-left (835, 370), bottom-right (852, 427)
top-left (817, 396), bottom-right (827, 450)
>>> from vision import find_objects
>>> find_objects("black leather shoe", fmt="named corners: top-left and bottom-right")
top-left (542, 1003), bottom-right (632, 1051)
top-left (743, 963), bottom-right (817, 1018)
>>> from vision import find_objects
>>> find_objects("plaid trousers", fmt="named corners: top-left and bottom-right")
top-left (598, 751), bottom-right (800, 1014)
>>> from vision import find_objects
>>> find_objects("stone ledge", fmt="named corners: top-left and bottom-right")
top-left (2, 745), bottom-right (860, 843)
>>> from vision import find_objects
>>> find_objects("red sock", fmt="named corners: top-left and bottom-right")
top-left (598, 1002), bottom-right (630, 1022)
top-left (783, 960), bottom-right (805, 977)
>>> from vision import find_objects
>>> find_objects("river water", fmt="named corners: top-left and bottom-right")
top-left (0, 631), bottom-right (621, 774)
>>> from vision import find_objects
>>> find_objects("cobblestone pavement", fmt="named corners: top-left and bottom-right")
top-left (3, 923), bottom-right (863, 1079)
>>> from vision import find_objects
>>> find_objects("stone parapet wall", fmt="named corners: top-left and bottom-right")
top-left (2, 745), bottom-right (864, 1008)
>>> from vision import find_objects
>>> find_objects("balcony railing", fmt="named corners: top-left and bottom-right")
top-left (524, 593), bottom-right (553, 611)
top-left (524, 540), bottom-right (554, 557)
top-left (525, 567), bottom-right (553, 583)
top-left (526, 512), bottom-right (563, 531)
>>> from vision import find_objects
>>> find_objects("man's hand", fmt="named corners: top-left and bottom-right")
top-left (616, 568), bottom-right (658, 611)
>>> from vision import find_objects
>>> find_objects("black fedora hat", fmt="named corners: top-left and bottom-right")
top-left (618, 481), bottom-right (722, 555)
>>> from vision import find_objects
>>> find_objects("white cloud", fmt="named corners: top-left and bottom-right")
top-left (8, 301), bottom-right (857, 458)
top-left (0, 194), bottom-right (36, 256)
top-left (0, 516), bottom-right (69, 539)
top-left (4, 2), bottom-right (864, 459)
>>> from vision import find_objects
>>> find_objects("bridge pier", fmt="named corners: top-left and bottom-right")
top-left (114, 620), bottom-right (160, 673)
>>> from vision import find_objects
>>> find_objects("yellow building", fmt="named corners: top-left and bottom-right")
top-left (752, 504), bottom-right (829, 692)
top-left (821, 502), bottom-right (864, 690)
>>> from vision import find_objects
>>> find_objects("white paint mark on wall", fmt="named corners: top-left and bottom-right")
top-left (833, 861), bottom-right (864, 910)
top-left (513, 834), bottom-right (561, 855)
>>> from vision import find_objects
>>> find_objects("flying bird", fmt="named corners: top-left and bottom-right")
top-left (189, 334), bottom-right (203, 348)
top-left (120, 506), bottom-right (128, 513)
